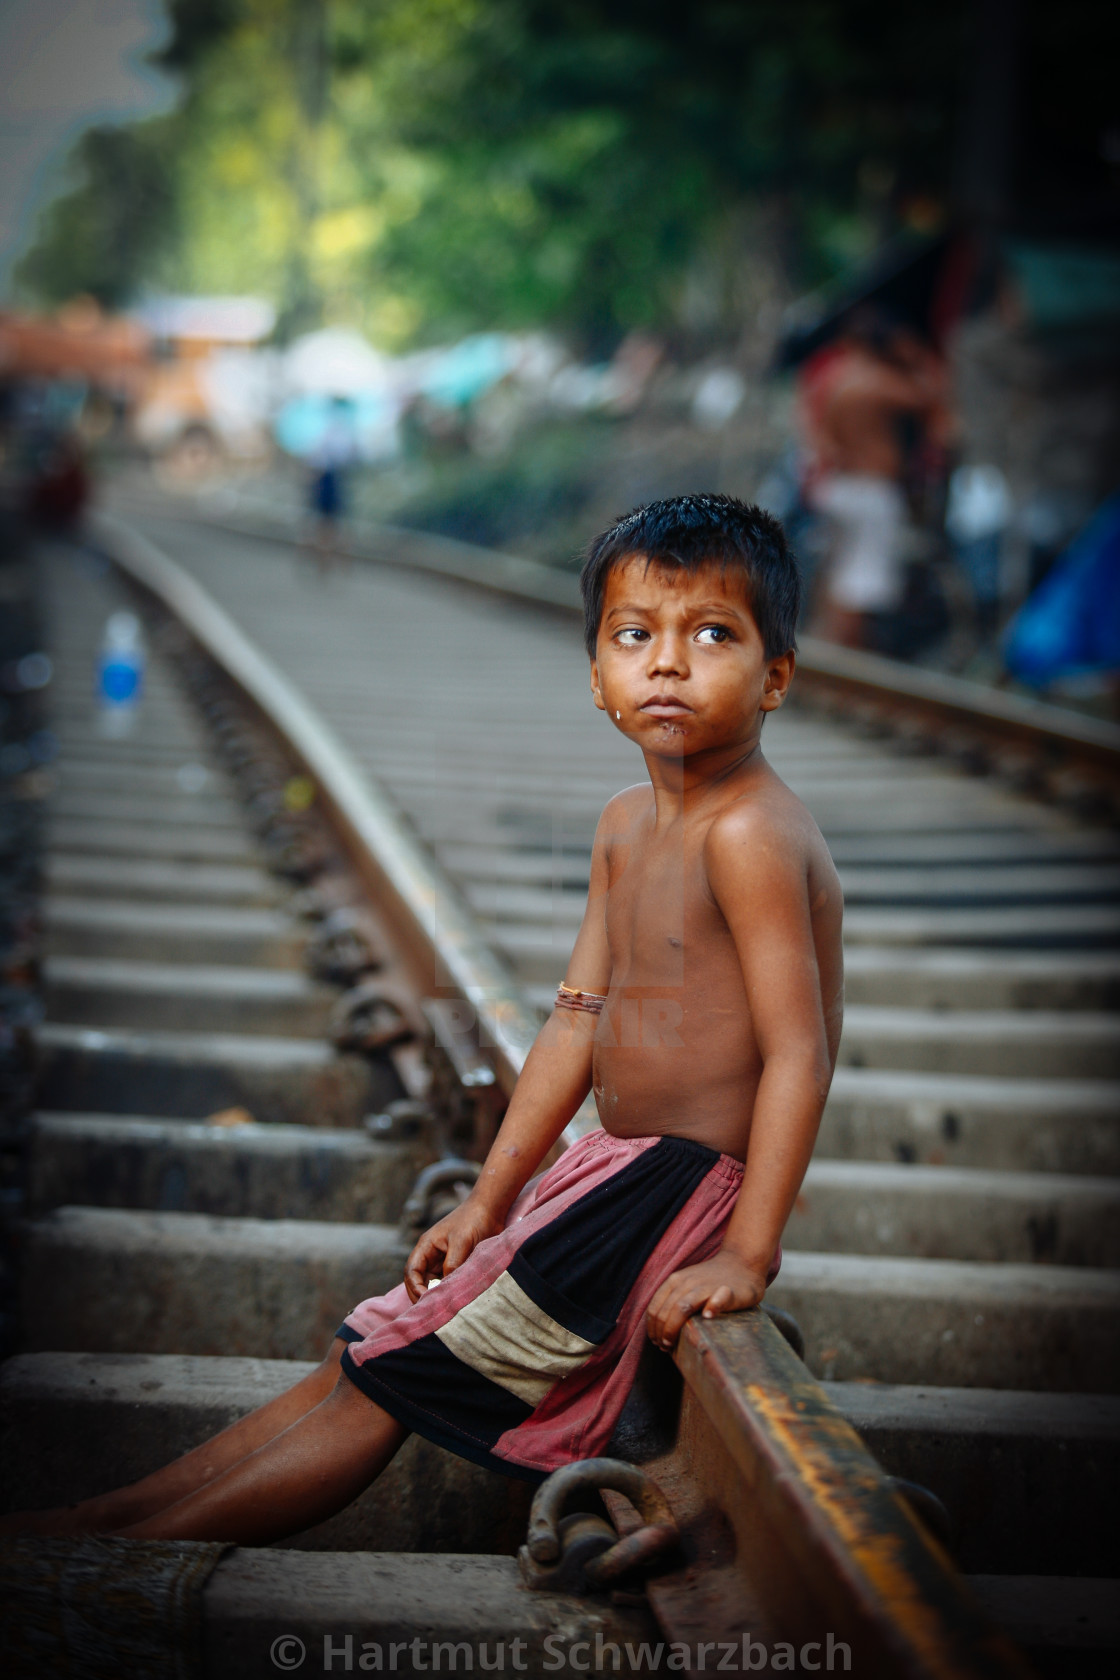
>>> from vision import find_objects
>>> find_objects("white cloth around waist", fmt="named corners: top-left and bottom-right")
top-left (809, 472), bottom-right (907, 610)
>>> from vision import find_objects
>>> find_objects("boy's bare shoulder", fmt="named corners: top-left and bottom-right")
top-left (703, 774), bottom-right (834, 888)
top-left (596, 782), bottom-right (652, 839)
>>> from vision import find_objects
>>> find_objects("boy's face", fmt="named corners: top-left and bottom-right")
top-left (589, 555), bottom-right (793, 758)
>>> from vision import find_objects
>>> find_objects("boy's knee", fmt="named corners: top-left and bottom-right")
top-left (316, 1337), bottom-right (349, 1380)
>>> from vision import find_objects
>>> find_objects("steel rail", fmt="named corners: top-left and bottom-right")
top-left (90, 507), bottom-right (1029, 1679)
top-left (792, 636), bottom-right (1120, 786)
top-left (89, 511), bottom-right (545, 1113)
top-left (662, 1315), bottom-right (1029, 1679)
top-left (167, 491), bottom-right (1120, 788)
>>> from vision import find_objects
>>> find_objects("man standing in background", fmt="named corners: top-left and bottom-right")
top-left (804, 312), bottom-right (950, 649)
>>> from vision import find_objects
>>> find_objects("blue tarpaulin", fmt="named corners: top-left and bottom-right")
top-left (1004, 494), bottom-right (1120, 685)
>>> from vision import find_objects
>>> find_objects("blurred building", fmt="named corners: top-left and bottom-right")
top-left (130, 295), bottom-right (278, 471)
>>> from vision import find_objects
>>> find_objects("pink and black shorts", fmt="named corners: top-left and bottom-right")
top-left (339, 1130), bottom-right (780, 1483)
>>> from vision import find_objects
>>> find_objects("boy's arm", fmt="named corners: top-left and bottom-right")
top-left (403, 811), bottom-right (614, 1298)
top-left (646, 808), bottom-right (835, 1347)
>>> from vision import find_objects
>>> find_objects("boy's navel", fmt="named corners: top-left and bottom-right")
top-left (668, 936), bottom-right (682, 948)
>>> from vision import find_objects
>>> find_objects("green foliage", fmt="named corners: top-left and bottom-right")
top-left (152, 0), bottom-right (242, 71)
top-left (17, 0), bottom-right (972, 339)
top-left (16, 120), bottom-right (183, 308)
top-left (346, 0), bottom-right (971, 345)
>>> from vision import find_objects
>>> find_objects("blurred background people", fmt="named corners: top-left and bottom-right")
top-left (945, 462), bottom-right (1013, 645)
top-left (23, 427), bottom-right (90, 531)
top-left (306, 396), bottom-right (357, 572)
top-left (802, 313), bottom-right (950, 648)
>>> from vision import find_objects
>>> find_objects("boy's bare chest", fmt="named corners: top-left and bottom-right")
top-left (605, 832), bottom-right (726, 978)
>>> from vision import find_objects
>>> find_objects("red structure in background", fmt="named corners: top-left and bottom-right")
top-left (0, 297), bottom-right (151, 394)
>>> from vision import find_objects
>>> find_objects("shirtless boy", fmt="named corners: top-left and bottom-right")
top-left (7, 493), bottom-right (842, 1543)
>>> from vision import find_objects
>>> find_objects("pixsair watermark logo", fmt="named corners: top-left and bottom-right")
top-left (271, 1632), bottom-right (853, 1672)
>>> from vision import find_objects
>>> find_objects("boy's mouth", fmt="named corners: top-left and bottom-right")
top-left (640, 695), bottom-right (693, 718)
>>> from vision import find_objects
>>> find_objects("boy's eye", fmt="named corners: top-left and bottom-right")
top-left (614, 627), bottom-right (650, 645)
top-left (696, 624), bottom-right (733, 644)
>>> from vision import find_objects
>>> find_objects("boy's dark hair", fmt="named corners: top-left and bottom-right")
top-left (580, 493), bottom-right (801, 659)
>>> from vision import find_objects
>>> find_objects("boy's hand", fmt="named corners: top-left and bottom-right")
top-left (404, 1197), bottom-right (505, 1302)
top-left (646, 1251), bottom-right (768, 1351)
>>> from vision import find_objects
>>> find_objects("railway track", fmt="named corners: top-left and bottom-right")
top-left (2, 495), bottom-right (1118, 1678)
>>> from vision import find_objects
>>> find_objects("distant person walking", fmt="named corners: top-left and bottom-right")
top-left (307, 397), bottom-right (356, 572)
top-left (802, 313), bottom-right (948, 648)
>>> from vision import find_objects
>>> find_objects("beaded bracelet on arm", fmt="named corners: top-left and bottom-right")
top-left (555, 982), bottom-right (607, 1016)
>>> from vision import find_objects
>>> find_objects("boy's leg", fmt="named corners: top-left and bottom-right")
top-left (0, 1337), bottom-right (350, 1537)
top-left (116, 1371), bottom-right (406, 1544)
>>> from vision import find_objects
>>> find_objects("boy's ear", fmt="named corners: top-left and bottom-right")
top-left (760, 650), bottom-right (795, 711)
top-left (590, 659), bottom-right (606, 711)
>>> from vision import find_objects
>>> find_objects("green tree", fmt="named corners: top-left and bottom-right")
top-left (16, 0), bottom-right (976, 341)
top-left (16, 119), bottom-right (182, 308)
top-left (342, 0), bottom-right (971, 345)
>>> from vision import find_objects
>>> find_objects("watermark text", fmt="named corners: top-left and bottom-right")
top-left (270, 1631), bottom-right (852, 1673)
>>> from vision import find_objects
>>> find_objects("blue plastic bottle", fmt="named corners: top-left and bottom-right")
top-left (97, 611), bottom-right (145, 733)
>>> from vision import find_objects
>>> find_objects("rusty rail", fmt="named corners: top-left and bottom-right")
top-left (90, 506), bottom-right (1029, 1679)
top-left (650, 1314), bottom-right (1030, 1678)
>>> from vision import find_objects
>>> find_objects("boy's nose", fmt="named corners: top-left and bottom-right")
top-left (649, 636), bottom-right (687, 676)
